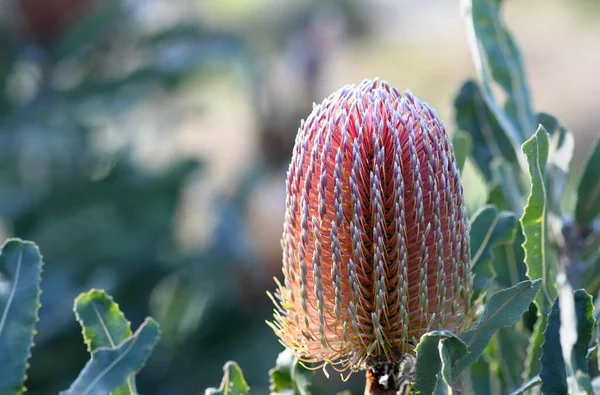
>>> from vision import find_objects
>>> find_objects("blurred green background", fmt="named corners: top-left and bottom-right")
top-left (0, 0), bottom-right (598, 393)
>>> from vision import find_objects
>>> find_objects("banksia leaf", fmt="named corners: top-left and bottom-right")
top-left (520, 125), bottom-right (558, 315)
top-left (0, 239), bottom-right (44, 395)
top-left (269, 349), bottom-right (312, 395)
top-left (61, 318), bottom-right (160, 395)
top-left (575, 135), bottom-right (600, 225)
top-left (540, 287), bottom-right (594, 395)
top-left (463, 0), bottom-right (536, 148)
top-left (205, 362), bottom-right (249, 395)
top-left (454, 80), bottom-right (518, 181)
top-left (269, 79), bottom-right (474, 379)
top-left (74, 289), bottom-right (136, 395)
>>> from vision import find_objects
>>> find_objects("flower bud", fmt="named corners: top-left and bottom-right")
top-left (269, 79), bottom-right (473, 373)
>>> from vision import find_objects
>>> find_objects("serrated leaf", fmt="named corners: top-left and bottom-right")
top-left (463, 0), bottom-right (536, 149)
top-left (0, 239), bottom-right (44, 395)
top-left (452, 129), bottom-right (472, 174)
top-left (520, 126), bottom-right (558, 315)
top-left (74, 289), bottom-right (136, 395)
top-left (205, 361), bottom-right (250, 395)
top-left (536, 113), bottom-right (574, 216)
top-left (540, 289), bottom-right (594, 395)
top-left (269, 349), bottom-right (312, 395)
top-left (575, 135), bottom-right (600, 225)
top-left (454, 80), bottom-right (518, 180)
top-left (469, 205), bottom-right (518, 288)
top-left (60, 317), bottom-right (160, 395)
top-left (454, 279), bottom-right (542, 376)
top-left (413, 331), bottom-right (467, 394)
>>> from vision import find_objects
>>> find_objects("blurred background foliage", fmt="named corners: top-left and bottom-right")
top-left (0, 0), bottom-right (598, 393)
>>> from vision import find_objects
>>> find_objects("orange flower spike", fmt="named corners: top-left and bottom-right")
top-left (269, 79), bottom-right (473, 379)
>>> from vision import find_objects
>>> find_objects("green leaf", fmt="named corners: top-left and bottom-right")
top-left (487, 159), bottom-right (525, 215)
top-left (205, 361), bottom-right (250, 395)
top-left (454, 279), bottom-right (542, 376)
top-left (575, 135), bottom-right (600, 225)
top-left (464, 0), bottom-right (536, 148)
top-left (491, 224), bottom-right (527, 289)
top-left (0, 239), bottom-right (43, 395)
top-left (269, 349), bottom-right (312, 395)
top-left (536, 113), bottom-right (574, 216)
top-left (454, 80), bottom-right (518, 180)
top-left (523, 313), bottom-right (546, 383)
top-left (413, 331), bottom-right (468, 394)
top-left (520, 126), bottom-right (558, 315)
top-left (452, 129), bottom-right (472, 174)
top-left (469, 205), bottom-right (518, 287)
top-left (489, 328), bottom-right (529, 393)
top-left (509, 375), bottom-right (541, 395)
top-left (74, 289), bottom-right (136, 395)
top-left (60, 317), bottom-right (160, 395)
top-left (469, 357), bottom-right (493, 395)
top-left (540, 289), bottom-right (594, 395)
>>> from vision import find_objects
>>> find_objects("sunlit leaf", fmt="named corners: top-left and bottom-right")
top-left (269, 349), bottom-right (312, 395)
top-left (205, 361), bottom-right (249, 395)
top-left (74, 289), bottom-right (136, 394)
top-left (520, 126), bottom-right (558, 315)
top-left (60, 318), bottom-right (160, 395)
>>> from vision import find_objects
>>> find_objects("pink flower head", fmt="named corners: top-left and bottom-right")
top-left (269, 79), bottom-right (472, 373)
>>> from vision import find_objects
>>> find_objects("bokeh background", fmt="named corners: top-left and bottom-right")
top-left (0, 0), bottom-right (598, 393)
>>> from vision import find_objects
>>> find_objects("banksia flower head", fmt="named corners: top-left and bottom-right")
top-left (269, 79), bottom-right (473, 375)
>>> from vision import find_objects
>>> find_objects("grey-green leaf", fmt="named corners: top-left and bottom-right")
top-left (205, 362), bottom-right (250, 395)
top-left (60, 317), bottom-right (160, 395)
top-left (269, 349), bottom-right (312, 395)
top-left (523, 313), bottom-right (546, 383)
top-left (469, 357), bottom-right (493, 395)
top-left (452, 129), bottom-right (472, 174)
top-left (520, 126), bottom-right (558, 315)
top-left (469, 205), bottom-right (518, 288)
top-left (413, 331), bottom-right (468, 394)
top-left (74, 289), bottom-right (136, 395)
top-left (454, 80), bottom-right (518, 180)
top-left (0, 239), bottom-right (44, 395)
top-left (492, 224), bottom-right (527, 289)
top-left (464, 0), bottom-right (536, 147)
top-left (491, 328), bottom-right (529, 393)
top-left (455, 279), bottom-right (542, 376)
top-left (575, 135), bottom-right (600, 225)
top-left (487, 159), bottom-right (525, 215)
top-left (536, 113), bottom-right (574, 216)
top-left (540, 290), bottom-right (594, 395)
